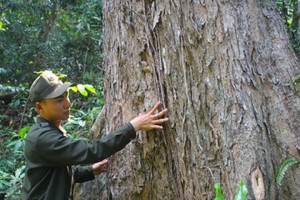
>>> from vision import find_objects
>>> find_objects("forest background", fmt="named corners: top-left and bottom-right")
top-left (0, 0), bottom-right (298, 199)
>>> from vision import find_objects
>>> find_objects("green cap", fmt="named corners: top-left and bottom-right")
top-left (28, 71), bottom-right (76, 104)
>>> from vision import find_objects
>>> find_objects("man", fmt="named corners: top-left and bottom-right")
top-left (22, 71), bottom-right (169, 200)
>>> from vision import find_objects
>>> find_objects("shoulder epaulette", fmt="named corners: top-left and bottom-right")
top-left (40, 122), bottom-right (49, 128)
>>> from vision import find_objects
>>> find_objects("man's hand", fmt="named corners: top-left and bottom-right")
top-left (130, 102), bottom-right (169, 131)
top-left (92, 159), bottom-right (108, 175)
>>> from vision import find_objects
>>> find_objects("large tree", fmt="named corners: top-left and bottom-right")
top-left (76, 0), bottom-right (299, 199)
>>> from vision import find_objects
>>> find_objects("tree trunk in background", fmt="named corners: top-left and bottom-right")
top-left (32, 0), bottom-right (58, 70)
top-left (76, 0), bottom-right (300, 199)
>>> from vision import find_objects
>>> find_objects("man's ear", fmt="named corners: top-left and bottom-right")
top-left (35, 102), bottom-right (44, 113)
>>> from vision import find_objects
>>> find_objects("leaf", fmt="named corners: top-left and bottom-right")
top-left (9, 99), bottom-right (20, 107)
top-left (13, 140), bottom-right (23, 153)
top-left (18, 126), bottom-right (31, 140)
top-left (282, 82), bottom-right (291, 87)
top-left (34, 71), bottom-right (44, 75)
top-left (93, 16), bottom-right (102, 21)
top-left (70, 86), bottom-right (78, 92)
top-left (276, 157), bottom-right (300, 187)
top-left (77, 84), bottom-right (88, 96)
top-left (234, 180), bottom-right (248, 200)
top-left (99, 98), bottom-right (104, 105)
top-left (214, 183), bottom-right (224, 200)
top-left (15, 166), bottom-right (25, 178)
top-left (78, 120), bottom-right (86, 127)
top-left (287, 18), bottom-right (293, 25)
top-left (294, 74), bottom-right (300, 84)
top-left (0, 21), bottom-right (4, 30)
top-left (57, 74), bottom-right (67, 79)
top-left (84, 84), bottom-right (96, 93)
top-left (0, 180), bottom-right (10, 188)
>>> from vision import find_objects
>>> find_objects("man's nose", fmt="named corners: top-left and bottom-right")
top-left (64, 97), bottom-right (71, 108)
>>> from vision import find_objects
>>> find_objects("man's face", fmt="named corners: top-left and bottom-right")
top-left (37, 91), bottom-right (71, 123)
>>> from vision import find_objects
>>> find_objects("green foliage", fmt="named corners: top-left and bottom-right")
top-left (0, 0), bottom-right (103, 84)
top-left (18, 126), bottom-right (31, 140)
top-left (234, 180), bottom-right (248, 200)
top-left (214, 180), bottom-right (248, 200)
top-left (72, 84), bottom-right (96, 97)
top-left (64, 106), bottom-right (100, 140)
top-left (294, 74), bottom-right (300, 84)
top-left (214, 183), bottom-right (224, 200)
top-left (0, 83), bottom-right (18, 94)
top-left (276, 157), bottom-right (300, 187)
top-left (282, 73), bottom-right (300, 94)
top-left (2, 165), bottom-right (25, 199)
top-left (0, 1), bottom-right (104, 198)
top-left (276, 0), bottom-right (300, 57)
top-left (0, 127), bottom-right (26, 198)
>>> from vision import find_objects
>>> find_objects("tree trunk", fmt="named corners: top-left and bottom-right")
top-left (32, 0), bottom-right (58, 70)
top-left (76, 0), bottom-right (300, 199)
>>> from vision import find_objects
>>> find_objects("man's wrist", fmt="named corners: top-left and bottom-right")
top-left (129, 120), bottom-right (139, 132)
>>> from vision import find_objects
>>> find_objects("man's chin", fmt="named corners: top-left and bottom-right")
top-left (63, 116), bottom-right (70, 121)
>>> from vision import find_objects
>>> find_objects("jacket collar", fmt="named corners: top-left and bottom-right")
top-left (37, 115), bottom-right (50, 124)
top-left (36, 116), bottom-right (65, 134)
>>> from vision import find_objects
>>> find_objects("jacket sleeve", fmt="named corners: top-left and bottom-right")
top-left (36, 122), bottom-right (136, 166)
top-left (73, 165), bottom-right (95, 183)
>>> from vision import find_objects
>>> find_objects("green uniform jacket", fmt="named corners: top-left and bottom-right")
top-left (22, 116), bottom-right (136, 200)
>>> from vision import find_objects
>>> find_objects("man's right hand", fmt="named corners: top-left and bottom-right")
top-left (130, 102), bottom-right (169, 131)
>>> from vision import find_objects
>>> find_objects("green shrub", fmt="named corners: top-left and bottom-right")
top-left (214, 180), bottom-right (248, 200)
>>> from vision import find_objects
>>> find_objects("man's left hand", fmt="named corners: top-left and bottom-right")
top-left (92, 159), bottom-right (108, 175)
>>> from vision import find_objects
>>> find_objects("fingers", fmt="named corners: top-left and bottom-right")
top-left (100, 159), bottom-right (108, 172)
top-left (148, 101), bottom-right (162, 115)
top-left (132, 102), bottom-right (169, 131)
top-left (93, 159), bottom-right (108, 175)
top-left (101, 159), bottom-right (108, 164)
top-left (150, 109), bottom-right (169, 131)
top-left (152, 109), bottom-right (168, 121)
top-left (150, 125), bottom-right (163, 130)
top-left (152, 118), bottom-right (169, 124)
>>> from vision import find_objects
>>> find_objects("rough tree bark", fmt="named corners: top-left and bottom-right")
top-left (75, 0), bottom-right (300, 199)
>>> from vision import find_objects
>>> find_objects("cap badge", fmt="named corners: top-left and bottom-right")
top-left (48, 76), bottom-right (55, 81)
